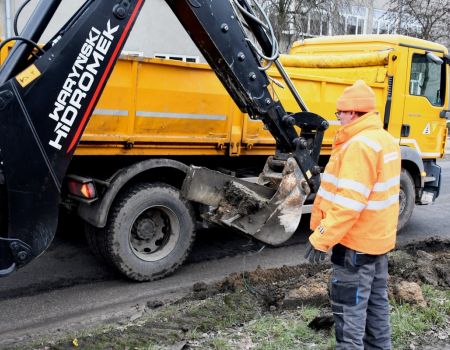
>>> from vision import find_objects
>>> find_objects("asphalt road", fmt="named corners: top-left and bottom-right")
top-left (0, 157), bottom-right (449, 347)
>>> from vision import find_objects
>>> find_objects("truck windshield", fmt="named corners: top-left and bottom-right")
top-left (409, 53), bottom-right (445, 107)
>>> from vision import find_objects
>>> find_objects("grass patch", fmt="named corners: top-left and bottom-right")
top-left (391, 285), bottom-right (450, 350)
top-left (205, 338), bottom-right (232, 350)
top-left (183, 291), bottom-right (260, 333)
top-left (190, 306), bottom-right (336, 350)
top-left (244, 307), bottom-right (334, 350)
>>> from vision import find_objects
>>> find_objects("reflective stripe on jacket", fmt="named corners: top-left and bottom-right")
top-left (309, 111), bottom-right (401, 255)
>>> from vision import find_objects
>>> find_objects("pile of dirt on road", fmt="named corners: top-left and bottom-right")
top-left (187, 263), bottom-right (330, 311)
top-left (187, 238), bottom-right (450, 310)
top-left (219, 265), bottom-right (330, 309)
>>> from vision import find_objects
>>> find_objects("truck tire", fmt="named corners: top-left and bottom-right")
top-left (398, 169), bottom-right (415, 231)
top-left (99, 183), bottom-right (195, 281)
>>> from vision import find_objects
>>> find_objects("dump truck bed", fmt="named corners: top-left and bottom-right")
top-left (79, 54), bottom-right (387, 157)
top-left (78, 35), bottom-right (447, 158)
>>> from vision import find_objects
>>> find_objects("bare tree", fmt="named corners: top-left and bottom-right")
top-left (259, 0), bottom-right (293, 46)
top-left (259, 0), bottom-right (352, 52)
top-left (383, 0), bottom-right (450, 47)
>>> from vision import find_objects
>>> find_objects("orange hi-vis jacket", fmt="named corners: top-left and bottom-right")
top-left (309, 111), bottom-right (401, 255)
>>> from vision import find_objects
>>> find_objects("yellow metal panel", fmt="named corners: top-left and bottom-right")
top-left (75, 144), bottom-right (227, 156)
top-left (77, 58), bottom-right (235, 155)
top-left (134, 60), bottom-right (232, 146)
top-left (376, 68), bottom-right (388, 83)
top-left (83, 59), bottom-right (134, 136)
top-left (291, 35), bottom-right (447, 55)
top-left (0, 41), bottom-right (14, 65)
top-left (279, 50), bottom-right (390, 68)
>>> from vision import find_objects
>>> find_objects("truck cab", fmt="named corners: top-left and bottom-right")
top-left (268, 35), bottom-right (448, 228)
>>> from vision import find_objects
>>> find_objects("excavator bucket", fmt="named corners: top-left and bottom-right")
top-left (182, 157), bottom-right (310, 245)
top-left (0, 0), bottom-right (144, 276)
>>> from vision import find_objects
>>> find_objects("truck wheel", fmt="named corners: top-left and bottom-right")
top-left (398, 169), bottom-right (415, 231)
top-left (100, 183), bottom-right (195, 281)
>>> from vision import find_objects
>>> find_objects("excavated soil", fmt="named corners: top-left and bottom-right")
top-left (187, 238), bottom-right (450, 309)
top-left (390, 238), bottom-right (450, 288)
top-left (222, 181), bottom-right (269, 215)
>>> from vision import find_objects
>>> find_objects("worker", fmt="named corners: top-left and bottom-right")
top-left (304, 80), bottom-right (401, 349)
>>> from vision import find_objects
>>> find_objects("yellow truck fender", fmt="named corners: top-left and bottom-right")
top-left (400, 146), bottom-right (425, 189)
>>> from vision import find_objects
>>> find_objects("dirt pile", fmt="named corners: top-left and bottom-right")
top-left (390, 279), bottom-right (427, 307)
top-left (283, 276), bottom-right (329, 308)
top-left (188, 238), bottom-right (450, 310)
top-left (215, 264), bottom-right (329, 309)
top-left (389, 238), bottom-right (450, 288)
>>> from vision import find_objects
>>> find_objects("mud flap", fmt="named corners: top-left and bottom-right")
top-left (182, 157), bottom-right (310, 245)
top-left (0, 0), bottom-right (144, 276)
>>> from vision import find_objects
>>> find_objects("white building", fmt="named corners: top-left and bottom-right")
top-left (284, 0), bottom-right (418, 38)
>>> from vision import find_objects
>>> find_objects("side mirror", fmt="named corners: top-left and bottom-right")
top-left (440, 110), bottom-right (450, 119)
top-left (426, 52), bottom-right (444, 65)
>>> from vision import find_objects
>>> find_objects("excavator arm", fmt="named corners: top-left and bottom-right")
top-left (0, 0), bottom-right (326, 276)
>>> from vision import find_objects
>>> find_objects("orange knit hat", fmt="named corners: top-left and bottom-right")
top-left (336, 80), bottom-right (376, 112)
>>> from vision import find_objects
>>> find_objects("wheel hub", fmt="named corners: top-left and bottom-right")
top-left (135, 218), bottom-right (156, 240)
top-left (130, 207), bottom-right (175, 258)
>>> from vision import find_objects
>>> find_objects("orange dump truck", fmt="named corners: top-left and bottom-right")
top-left (60, 35), bottom-right (448, 280)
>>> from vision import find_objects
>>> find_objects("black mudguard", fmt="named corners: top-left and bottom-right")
top-left (0, 0), bottom-right (144, 276)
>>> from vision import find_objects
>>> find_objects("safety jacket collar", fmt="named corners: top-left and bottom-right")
top-left (334, 111), bottom-right (382, 147)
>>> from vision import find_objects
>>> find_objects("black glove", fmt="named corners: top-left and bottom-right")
top-left (304, 241), bottom-right (327, 263)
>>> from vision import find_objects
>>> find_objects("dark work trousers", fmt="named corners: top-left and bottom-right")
top-left (330, 245), bottom-right (391, 350)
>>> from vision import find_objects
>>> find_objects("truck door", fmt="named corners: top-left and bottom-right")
top-left (402, 49), bottom-right (448, 159)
